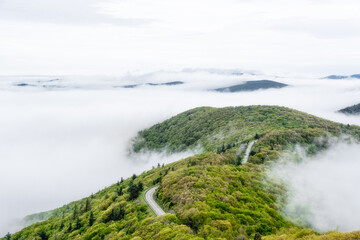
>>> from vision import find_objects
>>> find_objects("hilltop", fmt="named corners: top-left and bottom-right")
top-left (324, 74), bottom-right (360, 79)
top-left (4, 106), bottom-right (360, 240)
top-left (133, 106), bottom-right (360, 161)
top-left (213, 80), bottom-right (287, 92)
top-left (338, 103), bottom-right (360, 115)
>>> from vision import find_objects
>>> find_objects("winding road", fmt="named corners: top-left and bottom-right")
top-left (144, 141), bottom-right (257, 215)
top-left (145, 186), bottom-right (166, 216)
top-left (242, 140), bottom-right (257, 164)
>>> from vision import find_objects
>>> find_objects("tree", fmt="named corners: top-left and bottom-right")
top-left (88, 211), bottom-right (95, 226)
top-left (59, 220), bottom-right (64, 230)
top-left (120, 177), bottom-right (124, 183)
top-left (106, 206), bottom-right (125, 222)
top-left (38, 229), bottom-right (49, 240)
top-left (83, 198), bottom-right (90, 212)
top-left (127, 181), bottom-right (144, 200)
top-left (67, 222), bottom-right (72, 233)
top-left (236, 155), bottom-right (242, 166)
top-left (72, 204), bottom-right (78, 220)
top-left (132, 174), bottom-right (137, 180)
top-left (255, 133), bottom-right (260, 139)
top-left (4, 233), bottom-right (11, 240)
top-left (137, 181), bottom-right (144, 192)
top-left (75, 217), bottom-right (82, 230)
top-left (116, 186), bottom-right (123, 196)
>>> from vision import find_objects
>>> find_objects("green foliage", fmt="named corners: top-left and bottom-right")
top-left (128, 181), bottom-right (144, 200)
top-left (157, 152), bottom-right (291, 239)
top-left (133, 106), bottom-right (360, 157)
top-left (5, 106), bottom-right (360, 240)
top-left (4, 233), bottom-right (11, 240)
top-left (38, 229), bottom-right (49, 240)
top-left (263, 228), bottom-right (360, 240)
top-left (88, 211), bottom-right (94, 226)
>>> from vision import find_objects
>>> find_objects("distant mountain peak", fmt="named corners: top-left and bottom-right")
top-left (213, 80), bottom-right (288, 92)
top-left (338, 103), bottom-right (360, 115)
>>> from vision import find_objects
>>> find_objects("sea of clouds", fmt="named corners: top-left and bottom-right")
top-left (1, 70), bottom-right (360, 234)
top-left (270, 138), bottom-right (360, 232)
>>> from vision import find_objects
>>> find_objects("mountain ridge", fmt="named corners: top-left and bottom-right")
top-left (5, 105), bottom-right (360, 240)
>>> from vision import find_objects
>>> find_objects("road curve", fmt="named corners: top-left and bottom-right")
top-left (145, 186), bottom-right (166, 216)
top-left (242, 140), bottom-right (257, 164)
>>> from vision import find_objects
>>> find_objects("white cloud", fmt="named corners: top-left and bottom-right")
top-left (270, 139), bottom-right (360, 232)
top-left (0, 0), bottom-right (151, 25)
top-left (1, 73), bottom-right (360, 234)
top-left (0, 0), bottom-right (360, 75)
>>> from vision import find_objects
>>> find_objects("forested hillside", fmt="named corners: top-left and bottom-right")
top-left (133, 106), bottom-right (360, 161)
top-left (4, 106), bottom-right (360, 240)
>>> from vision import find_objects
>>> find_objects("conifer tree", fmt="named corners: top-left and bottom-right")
top-left (38, 229), bottom-right (49, 240)
top-left (4, 233), bottom-right (11, 240)
top-left (75, 217), bottom-right (82, 230)
top-left (84, 198), bottom-right (90, 212)
top-left (88, 211), bottom-right (95, 226)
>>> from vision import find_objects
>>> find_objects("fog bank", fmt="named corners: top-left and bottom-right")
top-left (1, 73), bottom-right (360, 234)
top-left (271, 139), bottom-right (360, 232)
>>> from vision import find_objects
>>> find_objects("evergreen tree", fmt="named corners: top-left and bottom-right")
top-left (67, 222), bottom-right (72, 233)
top-left (4, 233), bottom-right (11, 240)
top-left (116, 186), bottom-right (123, 196)
top-left (38, 229), bottom-right (49, 240)
top-left (59, 220), bottom-right (64, 230)
top-left (137, 181), bottom-right (144, 192)
top-left (132, 174), bottom-right (137, 180)
top-left (83, 198), bottom-right (90, 212)
top-left (72, 204), bottom-right (78, 220)
top-left (120, 177), bottom-right (124, 183)
top-left (127, 181), bottom-right (144, 200)
top-left (236, 155), bottom-right (242, 166)
top-left (105, 206), bottom-right (125, 222)
top-left (75, 217), bottom-right (82, 230)
top-left (88, 211), bottom-right (95, 226)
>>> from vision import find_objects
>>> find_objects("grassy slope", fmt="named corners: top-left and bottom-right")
top-left (5, 106), bottom-right (360, 240)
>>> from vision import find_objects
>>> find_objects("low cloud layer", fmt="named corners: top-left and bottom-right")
top-left (1, 72), bottom-right (360, 234)
top-left (271, 139), bottom-right (360, 232)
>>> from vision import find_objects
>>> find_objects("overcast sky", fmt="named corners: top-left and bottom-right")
top-left (0, 0), bottom-right (360, 75)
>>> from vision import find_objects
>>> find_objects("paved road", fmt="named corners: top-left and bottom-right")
top-left (145, 186), bottom-right (166, 216)
top-left (242, 140), bottom-right (257, 164)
